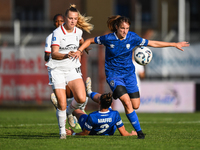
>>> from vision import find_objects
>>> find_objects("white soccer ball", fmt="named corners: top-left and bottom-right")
top-left (134, 46), bottom-right (153, 65)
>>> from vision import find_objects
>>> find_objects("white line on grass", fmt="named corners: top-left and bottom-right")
top-left (0, 121), bottom-right (200, 127)
top-left (124, 121), bottom-right (200, 124)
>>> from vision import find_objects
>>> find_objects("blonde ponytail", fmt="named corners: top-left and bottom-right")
top-left (77, 12), bottom-right (94, 33)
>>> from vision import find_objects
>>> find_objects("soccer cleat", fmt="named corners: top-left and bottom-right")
top-left (137, 130), bottom-right (145, 139)
top-left (75, 123), bottom-right (81, 129)
top-left (51, 93), bottom-right (58, 109)
top-left (59, 134), bottom-right (66, 139)
top-left (67, 114), bottom-right (76, 128)
top-left (86, 77), bottom-right (92, 96)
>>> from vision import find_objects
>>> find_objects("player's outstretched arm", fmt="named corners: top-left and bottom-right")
top-left (66, 127), bottom-right (90, 136)
top-left (148, 40), bottom-right (190, 51)
top-left (74, 38), bottom-right (96, 59)
top-left (117, 125), bottom-right (137, 136)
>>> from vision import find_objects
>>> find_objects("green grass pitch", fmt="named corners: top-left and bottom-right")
top-left (0, 110), bottom-right (199, 150)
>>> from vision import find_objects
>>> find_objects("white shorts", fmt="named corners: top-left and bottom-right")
top-left (49, 67), bottom-right (82, 89)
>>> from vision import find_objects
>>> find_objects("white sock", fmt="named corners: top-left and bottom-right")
top-left (67, 99), bottom-right (83, 115)
top-left (56, 109), bottom-right (66, 135)
top-left (80, 97), bottom-right (88, 111)
top-left (67, 97), bottom-right (74, 107)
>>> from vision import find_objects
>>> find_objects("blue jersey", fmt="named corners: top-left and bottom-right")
top-left (94, 31), bottom-right (148, 78)
top-left (79, 110), bottom-right (124, 135)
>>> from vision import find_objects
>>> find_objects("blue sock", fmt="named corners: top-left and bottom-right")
top-left (126, 110), bottom-right (142, 132)
top-left (90, 92), bottom-right (98, 100)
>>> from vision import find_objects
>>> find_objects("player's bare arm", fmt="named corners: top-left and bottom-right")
top-left (51, 45), bottom-right (72, 60)
top-left (74, 38), bottom-right (95, 59)
top-left (117, 125), bottom-right (137, 136)
top-left (148, 40), bottom-right (190, 51)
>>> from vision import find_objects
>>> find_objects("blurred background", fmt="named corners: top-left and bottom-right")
top-left (0, 0), bottom-right (199, 112)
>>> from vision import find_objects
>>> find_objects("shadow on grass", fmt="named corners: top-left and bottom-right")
top-left (0, 133), bottom-right (137, 139)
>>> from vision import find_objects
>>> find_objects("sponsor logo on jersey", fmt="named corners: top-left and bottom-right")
top-left (60, 44), bottom-right (78, 51)
top-left (98, 118), bottom-right (112, 123)
top-left (52, 37), bottom-right (56, 41)
top-left (110, 44), bottom-right (115, 48)
top-left (126, 44), bottom-right (130, 49)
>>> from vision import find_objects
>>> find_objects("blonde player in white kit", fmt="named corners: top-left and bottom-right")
top-left (46, 4), bottom-right (93, 139)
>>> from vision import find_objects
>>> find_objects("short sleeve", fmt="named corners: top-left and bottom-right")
top-left (84, 115), bottom-right (93, 131)
top-left (130, 32), bottom-right (148, 47)
top-left (115, 111), bottom-right (124, 128)
top-left (94, 35), bottom-right (106, 45)
top-left (51, 30), bottom-right (61, 47)
top-left (44, 34), bottom-right (52, 53)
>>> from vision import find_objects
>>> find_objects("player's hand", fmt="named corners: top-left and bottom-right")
top-left (130, 131), bottom-right (137, 136)
top-left (66, 127), bottom-right (74, 135)
top-left (73, 50), bottom-right (82, 59)
top-left (67, 51), bottom-right (76, 59)
top-left (176, 41), bottom-right (190, 51)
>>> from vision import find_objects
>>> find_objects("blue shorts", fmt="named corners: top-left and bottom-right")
top-left (106, 73), bottom-right (139, 94)
top-left (78, 114), bottom-right (88, 130)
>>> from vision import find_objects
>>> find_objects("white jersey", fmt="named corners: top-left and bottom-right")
top-left (45, 33), bottom-right (53, 54)
top-left (46, 24), bottom-right (82, 71)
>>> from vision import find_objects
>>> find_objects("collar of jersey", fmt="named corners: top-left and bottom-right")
top-left (98, 110), bottom-right (110, 113)
top-left (114, 32), bottom-right (127, 40)
top-left (61, 24), bottom-right (76, 35)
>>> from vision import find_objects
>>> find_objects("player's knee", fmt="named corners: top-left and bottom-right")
top-left (133, 105), bottom-right (140, 110)
top-left (76, 95), bottom-right (86, 104)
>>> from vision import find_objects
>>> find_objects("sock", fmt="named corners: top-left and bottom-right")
top-left (67, 97), bottom-right (74, 107)
top-left (90, 92), bottom-right (98, 101)
top-left (80, 97), bottom-right (88, 111)
top-left (56, 109), bottom-right (66, 135)
top-left (67, 99), bottom-right (83, 115)
top-left (126, 110), bottom-right (142, 132)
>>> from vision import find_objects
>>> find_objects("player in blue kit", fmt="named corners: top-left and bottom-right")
top-left (73, 15), bottom-right (190, 139)
top-left (66, 92), bottom-right (137, 136)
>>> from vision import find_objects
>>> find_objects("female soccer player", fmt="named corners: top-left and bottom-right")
top-left (73, 15), bottom-right (190, 139)
top-left (44, 14), bottom-right (88, 128)
top-left (66, 93), bottom-right (137, 136)
top-left (45, 4), bottom-right (93, 139)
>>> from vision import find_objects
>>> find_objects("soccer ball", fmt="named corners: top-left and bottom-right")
top-left (134, 46), bottom-right (153, 65)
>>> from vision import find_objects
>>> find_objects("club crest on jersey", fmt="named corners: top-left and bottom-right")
top-left (126, 44), bottom-right (130, 49)
top-left (110, 44), bottom-right (115, 48)
top-left (110, 80), bottom-right (115, 87)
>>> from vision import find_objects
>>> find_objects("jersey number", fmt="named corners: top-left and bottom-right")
top-left (97, 124), bottom-right (109, 134)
